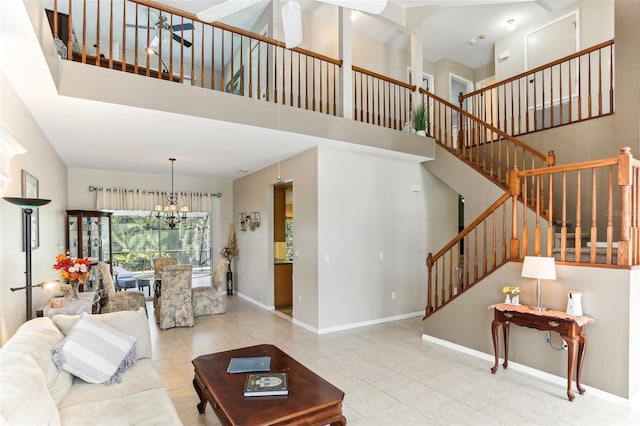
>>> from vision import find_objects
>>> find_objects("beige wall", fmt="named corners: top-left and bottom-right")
top-left (424, 262), bottom-right (635, 398)
top-left (233, 148), bottom-right (320, 326)
top-left (0, 72), bottom-right (67, 345)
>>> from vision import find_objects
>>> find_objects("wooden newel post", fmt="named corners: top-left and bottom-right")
top-left (509, 165), bottom-right (521, 259)
top-left (546, 150), bottom-right (556, 167)
top-left (425, 253), bottom-right (433, 318)
top-left (617, 147), bottom-right (633, 266)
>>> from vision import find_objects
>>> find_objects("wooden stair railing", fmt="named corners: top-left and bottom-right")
top-left (460, 40), bottom-right (615, 137)
top-left (352, 66), bottom-right (416, 131)
top-left (419, 88), bottom-right (554, 213)
top-left (425, 192), bottom-right (513, 316)
top-left (425, 147), bottom-right (639, 318)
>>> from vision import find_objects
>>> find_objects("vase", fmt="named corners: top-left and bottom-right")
top-left (70, 281), bottom-right (79, 300)
top-left (504, 294), bottom-right (511, 304)
top-left (416, 130), bottom-right (426, 136)
top-left (512, 294), bottom-right (520, 305)
top-left (226, 261), bottom-right (233, 295)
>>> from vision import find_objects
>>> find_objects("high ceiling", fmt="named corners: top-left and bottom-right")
top-left (162, 0), bottom-right (578, 69)
top-left (0, 0), bottom-right (577, 179)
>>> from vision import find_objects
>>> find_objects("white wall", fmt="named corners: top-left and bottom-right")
top-left (317, 148), bottom-right (428, 330)
top-left (0, 72), bottom-right (67, 345)
top-left (233, 146), bottom-right (430, 331)
top-left (494, 0), bottom-right (614, 81)
top-left (67, 168), bottom-right (233, 261)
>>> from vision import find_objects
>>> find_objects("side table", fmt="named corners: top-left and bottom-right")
top-left (489, 303), bottom-right (595, 401)
top-left (37, 291), bottom-right (99, 318)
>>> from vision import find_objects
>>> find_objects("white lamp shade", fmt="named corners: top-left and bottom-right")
top-left (281, 1), bottom-right (304, 48)
top-left (521, 256), bottom-right (556, 280)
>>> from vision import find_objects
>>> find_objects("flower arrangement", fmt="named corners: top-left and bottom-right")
top-left (53, 253), bottom-right (91, 298)
top-left (221, 224), bottom-right (239, 260)
top-left (502, 286), bottom-right (521, 304)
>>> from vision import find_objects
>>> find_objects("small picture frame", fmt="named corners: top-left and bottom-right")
top-left (21, 170), bottom-right (40, 250)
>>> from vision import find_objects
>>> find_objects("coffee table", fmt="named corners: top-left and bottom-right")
top-left (192, 344), bottom-right (347, 425)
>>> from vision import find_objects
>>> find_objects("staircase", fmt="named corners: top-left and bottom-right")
top-left (420, 54), bottom-right (637, 318)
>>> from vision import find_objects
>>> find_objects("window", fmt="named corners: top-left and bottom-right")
top-left (111, 211), bottom-right (211, 273)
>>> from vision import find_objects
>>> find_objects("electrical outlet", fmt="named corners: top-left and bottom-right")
top-left (298, 296), bottom-right (302, 304)
top-left (391, 291), bottom-right (396, 300)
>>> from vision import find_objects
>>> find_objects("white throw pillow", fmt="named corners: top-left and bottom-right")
top-left (51, 312), bottom-right (137, 385)
top-left (52, 308), bottom-right (152, 360)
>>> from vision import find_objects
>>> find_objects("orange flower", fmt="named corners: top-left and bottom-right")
top-left (53, 253), bottom-right (91, 283)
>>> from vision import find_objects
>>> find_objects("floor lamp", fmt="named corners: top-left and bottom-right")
top-left (3, 196), bottom-right (51, 320)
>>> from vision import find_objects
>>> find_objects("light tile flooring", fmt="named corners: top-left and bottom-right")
top-left (149, 297), bottom-right (640, 426)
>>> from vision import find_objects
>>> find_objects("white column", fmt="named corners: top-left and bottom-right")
top-left (410, 32), bottom-right (423, 108)
top-left (338, 7), bottom-right (353, 119)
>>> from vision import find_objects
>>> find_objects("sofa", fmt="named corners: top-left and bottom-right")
top-left (0, 308), bottom-right (182, 425)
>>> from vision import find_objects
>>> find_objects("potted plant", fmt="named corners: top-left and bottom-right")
top-left (412, 103), bottom-right (427, 136)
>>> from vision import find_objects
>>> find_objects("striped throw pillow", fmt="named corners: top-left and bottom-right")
top-left (52, 312), bottom-right (137, 385)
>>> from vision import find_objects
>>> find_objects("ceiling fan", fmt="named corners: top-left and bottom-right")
top-left (126, 12), bottom-right (194, 48)
top-left (196, 0), bottom-right (388, 48)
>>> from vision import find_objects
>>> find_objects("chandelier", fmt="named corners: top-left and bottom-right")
top-left (153, 158), bottom-right (189, 229)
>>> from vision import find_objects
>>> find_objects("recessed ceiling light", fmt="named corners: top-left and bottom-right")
top-left (468, 38), bottom-right (477, 46)
top-left (478, 34), bottom-right (486, 40)
top-left (506, 19), bottom-right (516, 32)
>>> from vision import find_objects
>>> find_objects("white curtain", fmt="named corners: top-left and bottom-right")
top-left (95, 187), bottom-right (218, 212)
top-left (95, 187), bottom-right (222, 268)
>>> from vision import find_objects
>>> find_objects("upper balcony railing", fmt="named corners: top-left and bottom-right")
top-left (460, 40), bottom-right (614, 137)
top-left (47, 0), bottom-right (413, 131)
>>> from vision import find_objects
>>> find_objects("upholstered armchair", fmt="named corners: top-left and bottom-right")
top-left (97, 262), bottom-right (147, 316)
top-left (152, 257), bottom-right (177, 313)
top-left (192, 258), bottom-right (228, 317)
top-left (156, 264), bottom-right (194, 330)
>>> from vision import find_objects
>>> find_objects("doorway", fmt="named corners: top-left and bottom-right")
top-left (450, 73), bottom-right (473, 147)
top-left (273, 182), bottom-right (293, 316)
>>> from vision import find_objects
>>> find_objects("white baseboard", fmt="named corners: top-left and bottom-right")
top-left (235, 292), bottom-right (274, 311)
top-left (237, 292), bottom-right (422, 335)
top-left (422, 333), bottom-right (638, 409)
top-left (317, 311), bottom-right (423, 334)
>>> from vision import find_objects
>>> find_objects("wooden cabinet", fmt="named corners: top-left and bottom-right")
top-left (66, 210), bottom-right (113, 288)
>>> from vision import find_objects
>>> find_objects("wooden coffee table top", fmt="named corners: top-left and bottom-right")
top-left (192, 344), bottom-right (346, 426)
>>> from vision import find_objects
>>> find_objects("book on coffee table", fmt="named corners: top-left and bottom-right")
top-left (244, 372), bottom-right (288, 397)
top-left (227, 356), bottom-right (271, 373)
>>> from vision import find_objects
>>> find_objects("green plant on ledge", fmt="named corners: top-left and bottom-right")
top-left (412, 103), bottom-right (427, 135)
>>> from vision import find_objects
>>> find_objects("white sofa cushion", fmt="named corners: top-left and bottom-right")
top-left (0, 318), bottom-right (67, 425)
top-left (0, 317), bottom-right (73, 404)
top-left (53, 308), bottom-right (152, 360)
top-left (59, 360), bottom-right (181, 425)
top-left (52, 312), bottom-right (137, 385)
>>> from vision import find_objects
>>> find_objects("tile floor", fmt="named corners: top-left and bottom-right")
top-left (149, 297), bottom-right (640, 426)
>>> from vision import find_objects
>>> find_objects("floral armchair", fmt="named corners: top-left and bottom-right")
top-left (156, 264), bottom-right (194, 330)
top-left (96, 262), bottom-right (147, 316)
top-left (192, 258), bottom-right (228, 317)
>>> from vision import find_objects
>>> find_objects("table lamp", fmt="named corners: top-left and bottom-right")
top-left (521, 256), bottom-right (556, 311)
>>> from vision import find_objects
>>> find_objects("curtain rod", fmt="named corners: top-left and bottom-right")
top-left (88, 185), bottom-right (222, 198)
